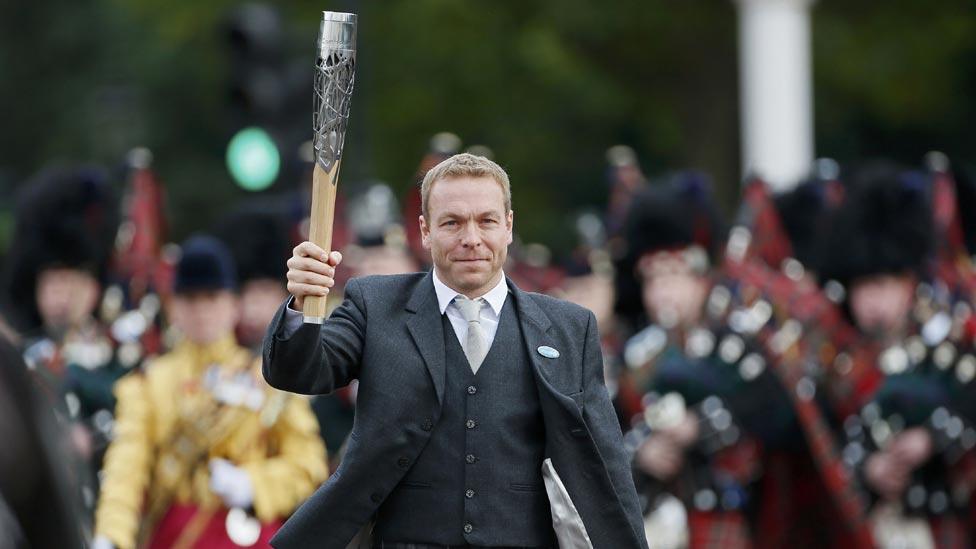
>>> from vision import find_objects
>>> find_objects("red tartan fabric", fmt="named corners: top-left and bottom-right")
top-left (931, 171), bottom-right (976, 301)
top-left (738, 179), bottom-right (793, 269)
top-left (755, 453), bottom-right (866, 549)
top-left (716, 256), bottom-right (876, 547)
top-left (720, 258), bottom-right (875, 547)
top-left (929, 515), bottom-right (968, 549)
top-left (688, 510), bottom-right (752, 549)
top-left (147, 504), bottom-right (282, 549)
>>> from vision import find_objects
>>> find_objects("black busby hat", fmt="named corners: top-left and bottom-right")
top-left (2, 166), bottom-right (119, 332)
top-left (773, 178), bottom-right (838, 271)
top-left (213, 207), bottom-right (290, 285)
top-left (174, 234), bottom-right (238, 294)
top-left (613, 171), bottom-right (726, 322)
top-left (817, 162), bottom-right (934, 288)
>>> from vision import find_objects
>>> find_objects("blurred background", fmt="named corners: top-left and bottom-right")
top-left (2, 0), bottom-right (975, 253)
top-left (6, 2), bottom-right (976, 548)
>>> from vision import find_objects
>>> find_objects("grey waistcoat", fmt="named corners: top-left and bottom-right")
top-left (373, 297), bottom-right (555, 546)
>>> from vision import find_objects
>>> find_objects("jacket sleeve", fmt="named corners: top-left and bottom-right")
top-left (262, 277), bottom-right (368, 395)
top-left (94, 373), bottom-right (154, 549)
top-left (580, 310), bottom-right (649, 549)
top-left (242, 392), bottom-right (329, 522)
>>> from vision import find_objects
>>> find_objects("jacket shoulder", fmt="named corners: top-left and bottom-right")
top-left (347, 272), bottom-right (427, 295)
top-left (523, 291), bottom-right (592, 328)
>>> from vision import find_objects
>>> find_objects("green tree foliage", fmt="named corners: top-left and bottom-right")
top-left (1, 0), bottom-right (975, 251)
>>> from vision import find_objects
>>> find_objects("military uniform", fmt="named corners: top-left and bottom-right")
top-left (2, 166), bottom-right (124, 518)
top-left (95, 335), bottom-right (327, 549)
top-left (620, 290), bottom-right (793, 549)
top-left (93, 236), bottom-right (327, 549)
top-left (732, 174), bottom-right (883, 547)
top-left (615, 175), bottom-right (791, 548)
top-left (812, 162), bottom-right (976, 548)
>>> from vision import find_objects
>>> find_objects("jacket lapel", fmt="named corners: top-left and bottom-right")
top-left (405, 272), bottom-right (446, 405)
top-left (509, 280), bottom-right (580, 406)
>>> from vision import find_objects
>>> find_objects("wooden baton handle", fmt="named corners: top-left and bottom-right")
top-left (303, 161), bottom-right (341, 323)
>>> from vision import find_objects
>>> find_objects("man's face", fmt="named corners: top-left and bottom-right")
top-left (849, 274), bottom-right (915, 338)
top-left (36, 268), bottom-right (100, 333)
top-left (171, 290), bottom-right (240, 345)
top-left (419, 176), bottom-right (513, 297)
top-left (558, 273), bottom-right (615, 330)
top-left (238, 279), bottom-right (288, 348)
top-left (639, 253), bottom-right (707, 329)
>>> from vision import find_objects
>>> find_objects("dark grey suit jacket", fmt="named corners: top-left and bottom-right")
top-left (262, 272), bottom-right (648, 549)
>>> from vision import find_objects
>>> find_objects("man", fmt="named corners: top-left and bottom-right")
top-left (2, 166), bottom-right (122, 516)
top-left (214, 207), bottom-right (295, 350)
top-left (93, 235), bottom-right (327, 549)
top-left (614, 175), bottom-right (789, 549)
top-left (815, 163), bottom-right (976, 548)
top-left (263, 153), bottom-right (647, 548)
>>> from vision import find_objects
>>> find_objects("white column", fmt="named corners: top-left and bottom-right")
top-left (735, 0), bottom-right (815, 191)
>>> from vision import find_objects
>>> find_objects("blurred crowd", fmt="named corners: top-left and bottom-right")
top-left (3, 133), bottom-right (976, 549)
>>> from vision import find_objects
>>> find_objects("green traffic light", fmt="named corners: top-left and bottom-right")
top-left (226, 127), bottom-right (280, 191)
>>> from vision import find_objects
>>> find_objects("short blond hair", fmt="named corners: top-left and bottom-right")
top-left (420, 153), bottom-right (511, 219)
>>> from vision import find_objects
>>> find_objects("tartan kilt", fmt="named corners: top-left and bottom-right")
top-left (147, 503), bottom-right (283, 549)
top-left (688, 510), bottom-right (752, 549)
top-left (754, 452), bottom-right (867, 549)
top-left (929, 514), bottom-right (969, 549)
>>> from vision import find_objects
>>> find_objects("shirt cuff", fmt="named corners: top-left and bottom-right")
top-left (281, 297), bottom-right (304, 338)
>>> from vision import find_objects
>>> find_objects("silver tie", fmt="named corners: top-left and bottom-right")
top-left (454, 296), bottom-right (487, 374)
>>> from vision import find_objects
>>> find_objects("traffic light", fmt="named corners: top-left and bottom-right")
top-left (221, 3), bottom-right (312, 191)
top-left (224, 3), bottom-right (286, 125)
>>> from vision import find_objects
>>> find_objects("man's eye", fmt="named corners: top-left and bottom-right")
top-left (443, 220), bottom-right (457, 227)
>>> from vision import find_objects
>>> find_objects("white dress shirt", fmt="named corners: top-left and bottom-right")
top-left (280, 271), bottom-right (510, 349)
top-left (432, 269), bottom-right (509, 354)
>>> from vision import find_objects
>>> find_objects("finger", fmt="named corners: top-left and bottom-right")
top-left (287, 270), bottom-right (335, 287)
top-left (287, 256), bottom-right (335, 277)
top-left (328, 250), bottom-right (343, 267)
top-left (287, 282), bottom-right (330, 298)
top-left (294, 241), bottom-right (329, 261)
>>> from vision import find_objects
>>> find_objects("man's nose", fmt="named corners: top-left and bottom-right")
top-left (459, 222), bottom-right (481, 247)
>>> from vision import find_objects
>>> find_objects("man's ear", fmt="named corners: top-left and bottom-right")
top-left (506, 210), bottom-right (514, 245)
top-left (419, 215), bottom-right (431, 250)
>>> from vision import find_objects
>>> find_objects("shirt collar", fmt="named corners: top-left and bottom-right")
top-left (432, 268), bottom-right (509, 316)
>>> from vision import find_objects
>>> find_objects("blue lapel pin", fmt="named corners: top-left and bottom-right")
top-left (537, 346), bottom-right (560, 359)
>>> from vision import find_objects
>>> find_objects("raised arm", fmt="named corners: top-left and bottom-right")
top-left (262, 242), bottom-right (366, 394)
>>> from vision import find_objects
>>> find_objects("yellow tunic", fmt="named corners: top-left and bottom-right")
top-left (94, 335), bottom-right (327, 549)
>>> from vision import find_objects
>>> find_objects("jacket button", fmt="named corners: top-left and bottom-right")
top-left (465, 489), bottom-right (475, 498)
top-left (463, 523), bottom-right (473, 534)
top-left (370, 493), bottom-right (382, 503)
top-left (421, 418), bottom-right (433, 431)
top-left (397, 457), bottom-right (410, 468)
top-left (465, 454), bottom-right (477, 464)
top-left (467, 385), bottom-right (477, 395)
top-left (465, 419), bottom-right (476, 429)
